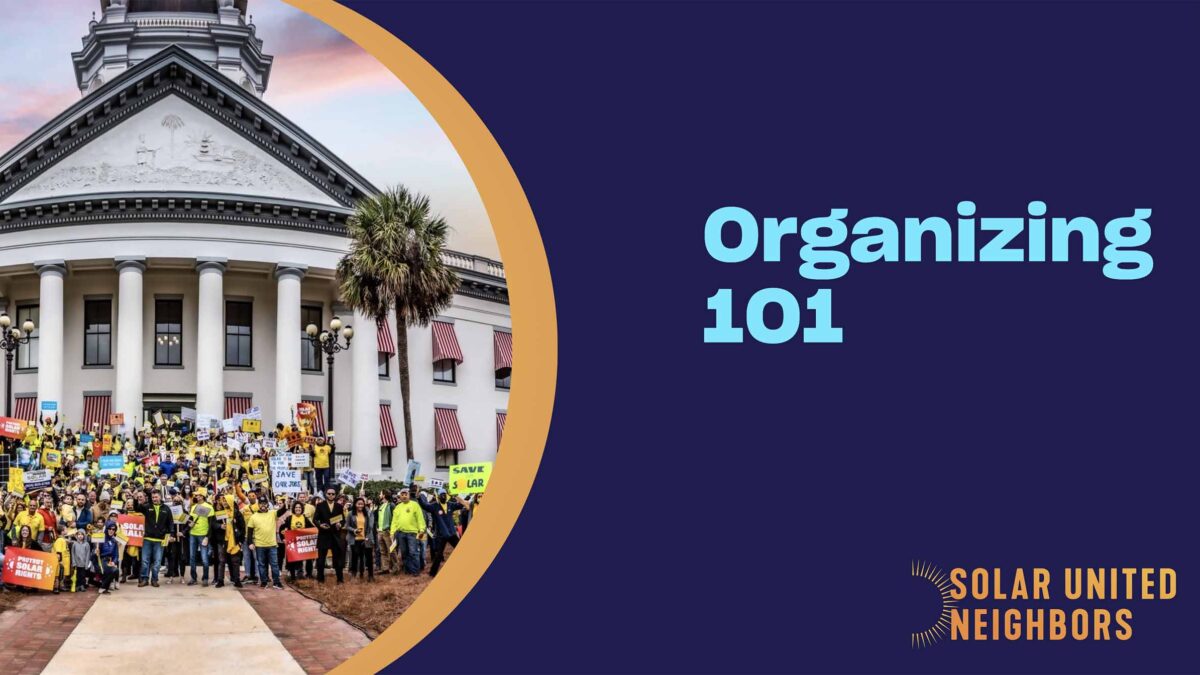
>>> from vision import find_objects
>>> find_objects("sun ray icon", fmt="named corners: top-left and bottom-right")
top-left (911, 559), bottom-right (958, 649)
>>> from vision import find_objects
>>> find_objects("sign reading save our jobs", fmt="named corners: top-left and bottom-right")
top-left (449, 462), bottom-right (493, 494)
top-left (1, 547), bottom-right (57, 590)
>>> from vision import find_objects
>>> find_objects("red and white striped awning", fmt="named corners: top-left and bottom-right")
top-left (434, 407), bottom-right (466, 452)
top-left (303, 398), bottom-right (326, 436)
top-left (83, 395), bottom-right (111, 430)
top-left (377, 318), bottom-right (396, 355)
top-left (14, 397), bottom-right (36, 422)
top-left (379, 404), bottom-right (398, 447)
top-left (224, 396), bottom-right (252, 418)
top-left (432, 320), bottom-right (464, 364)
top-left (494, 330), bottom-right (513, 371)
top-left (496, 411), bottom-right (507, 447)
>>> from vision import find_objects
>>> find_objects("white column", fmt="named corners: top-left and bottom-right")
top-left (113, 257), bottom-right (145, 425)
top-left (274, 264), bottom-right (306, 427)
top-left (35, 261), bottom-right (66, 418)
top-left (195, 258), bottom-right (226, 419)
top-left (350, 308), bottom-right (381, 474)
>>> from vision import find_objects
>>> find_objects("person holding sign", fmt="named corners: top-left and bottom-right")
top-left (419, 488), bottom-right (465, 578)
top-left (283, 502), bottom-right (316, 582)
top-left (313, 487), bottom-right (346, 584)
top-left (246, 500), bottom-right (283, 590)
top-left (313, 438), bottom-right (332, 493)
top-left (347, 497), bottom-right (376, 582)
top-left (137, 491), bottom-right (173, 588)
top-left (186, 494), bottom-right (214, 587)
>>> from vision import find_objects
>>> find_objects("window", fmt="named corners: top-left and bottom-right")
top-left (381, 446), bottom-right (392, 469)
top-left (15, 304), bottom-right (38, 369)
top-left (434, 359), bottom-right (456, 383)
top-left (496, 367), bottom-right (512, 390)
top-left (84, 299), bottom-right (112, 366)
top-left (436, 450), bottom-right (459, 469)
top-left (155, 299), bottom-right (183, 366)
top-left (301, 305), bottom-right (322, 371)
top-left (378, 352), bottom-right (390, 377)
top-left (225, 300), bottom-right (252, 367)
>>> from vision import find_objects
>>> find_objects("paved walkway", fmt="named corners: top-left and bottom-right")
top-left (42, 582), bottom-right (305, 674)
top-left (240, 582), bottom-right (372, 673)
top-left (0, 590), bottom-right (97, 675)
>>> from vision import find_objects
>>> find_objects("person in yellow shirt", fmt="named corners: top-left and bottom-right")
top-left (313, 439), bottom-right (332, 492)
top-left (51, 525), bottom-right (70, 594)
top-left (15, 500), bottom-right (46, 544)
top-left (389, 487), bottom-right (426, 576)
top-left (245, 500), bottom-right (283, 589)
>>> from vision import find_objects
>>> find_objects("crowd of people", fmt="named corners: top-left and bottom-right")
top-left (0, 411), bottom-right (482, 596)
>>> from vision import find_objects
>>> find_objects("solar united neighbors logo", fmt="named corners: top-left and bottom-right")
top-left (910, 560), bottom-right (1176, 648)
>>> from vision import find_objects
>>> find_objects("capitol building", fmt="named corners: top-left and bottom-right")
top-left (0, 0), bottom-right (511, 479)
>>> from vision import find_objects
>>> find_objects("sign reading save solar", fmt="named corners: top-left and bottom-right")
top-left (449, 462), bottom-right (493, 494)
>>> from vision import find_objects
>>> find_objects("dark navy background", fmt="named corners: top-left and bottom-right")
top-left (343, 1), bottom-right (1199, 672)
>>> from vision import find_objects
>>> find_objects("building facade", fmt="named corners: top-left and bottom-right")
top-left (0, 0), bottom-right (510, 480)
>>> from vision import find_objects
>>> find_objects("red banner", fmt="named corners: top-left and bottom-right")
top-left (1, 546), bottom-right (58, 590)
top-left (284, 527), bottom-right (319, 563)
top-left (117, 514), bottom-right (145, 548)
top-left (296, 402), bottom-right (316, 420)
top-left (0, 417), bottom-right (27, 439)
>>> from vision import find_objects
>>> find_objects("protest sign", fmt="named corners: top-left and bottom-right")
top-left (40, 400), bottom-right (57, 412)
top-left (296, 401), bottom-right (316, 419)
top-left (117, 514), bottom-right (145, 547)
top-left (170, 505), bottom-right (186, 523)
top-left (1, 547), bottom-right (57, 590)
top-left (222, 418), bottom-right (237, 434)
top-left (152, 411), bottom-right (165, 427)
top-left (263, 439), bottom-right (277, 450)
top-left (289, 453), bottom-right (310, 469)
top-left (196, 414), bottom-right (215, 430)
top-left (250, 471), bottom-right (268, 484)
top-left (241, 418), bottom-right (261, 433)
top-left (246, 406), bottom-right (262, 420)
top-left (43, 449), bottom-right (62, 468)
top-left (449, 462), bottom-right (493, 494)
top-left (337, 467), bottom-right (364, 488)
top-left (428, 477), bottom-right (446, 489)
top-left (23, 469), bottom-right (52, 492)
top-left (196, 429), bottom-right (210, 441)
top-left (284, 528), bottom-right (319, 563)
top-left (405, 459), bottom-right (421, 484)
top-left (7, 467), bottom-right (24, 496)
top-left (0, 417), bottom-right (27, 439)
top-left (272, 468), bottom-right (302, 494)
top-left (16, 447), bottom-right (31, 468)
top-left (110, 413), bottom-right (125, 426)
top-left (98, 455), bottom-right (125, 475)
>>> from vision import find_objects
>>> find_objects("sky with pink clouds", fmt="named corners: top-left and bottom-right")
top-left (0, 0), bottom-right (497, 258)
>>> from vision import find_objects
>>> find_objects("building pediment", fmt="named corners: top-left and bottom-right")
top-left (0, 46), bottom-right (376, 212)
top-left (4, 96), bottom-right (339, 207)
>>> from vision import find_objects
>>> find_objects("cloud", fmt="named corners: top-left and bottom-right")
top-left (0, 86), bottom-right (82, 155)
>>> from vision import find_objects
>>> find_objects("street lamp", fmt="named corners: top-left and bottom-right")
top-left (304, 316), bottom-right (353, 432)
top-left (0, 313), bottom-right (35, 418)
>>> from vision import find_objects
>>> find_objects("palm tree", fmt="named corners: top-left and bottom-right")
top-left (337, 186), bottom-right (459, 462)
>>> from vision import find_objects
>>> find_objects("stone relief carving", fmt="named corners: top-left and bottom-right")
top-left (9, 97), bottom-right (336, 206)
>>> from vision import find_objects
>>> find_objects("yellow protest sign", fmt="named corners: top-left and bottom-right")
top-left (241, 419), bottom-right (261, 433)
top-left (43, 450), bottom-right (62, 468)
top-left (7, 467), bottom-right (24, 496)
top-left (448, 462), bottom-right (493, 494)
